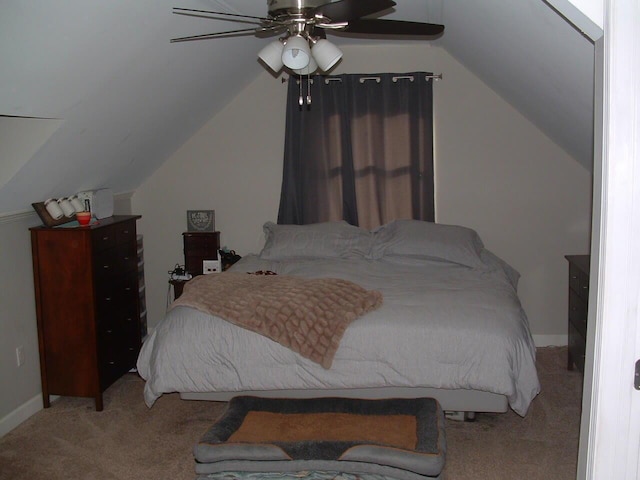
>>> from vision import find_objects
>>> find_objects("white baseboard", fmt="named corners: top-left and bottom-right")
top-left (0, 394), bottom-right (61, 438)
top-left (533, 334), bottom-right (568, 347)
top-left (0, 394), bottom-right (43, 438)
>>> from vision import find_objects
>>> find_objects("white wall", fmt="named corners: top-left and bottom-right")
top-left (133, 43), bottom-right (592, 344)
top-left (431, 47), bottom-right (592, 343)
top-left (0, 117), bottom-right (62, 192)
top-left (0, 213), bottom-right (44, 437)
top-left (132, 73), bottom-right (286, 329)
top-left (0, 197), bottom-right (133, 436)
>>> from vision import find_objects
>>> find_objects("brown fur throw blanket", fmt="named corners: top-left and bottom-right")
top-left (170, 272), bottom-right (383, 369)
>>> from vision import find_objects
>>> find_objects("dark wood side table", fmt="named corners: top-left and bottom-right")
top-left (169, 278), bottom-right (189, 300)
top-left (182, 231), bottom-right (220, 276)
top-left (565, 254), bottom-right (590, 372)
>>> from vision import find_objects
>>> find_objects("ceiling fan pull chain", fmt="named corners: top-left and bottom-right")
top-left (306, 73), bottom-right (312, 105)
top-left (299, 77), bottom-right (304, 106)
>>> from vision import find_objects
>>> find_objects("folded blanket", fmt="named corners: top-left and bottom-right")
top-left (170, 272), bottom-right (383, 368)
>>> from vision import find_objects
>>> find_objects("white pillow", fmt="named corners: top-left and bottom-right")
top-left (371, 219), bottom-right (486, 269)
top-left (259, 221), bottom-right (373, 260)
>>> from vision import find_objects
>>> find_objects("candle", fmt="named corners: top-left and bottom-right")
top-left (68, 195), bottom-right (85, 212)
top-left (58, 198), bottom-right (76, 217)
top-left (44, 198), bottom-right (64, 220)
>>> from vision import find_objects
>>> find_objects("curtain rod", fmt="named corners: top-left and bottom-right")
top-left (285, 73), bottom-right (443, 84)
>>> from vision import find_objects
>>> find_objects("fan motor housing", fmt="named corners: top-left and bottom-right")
top-left (267, 0), bottom-right (327, 17)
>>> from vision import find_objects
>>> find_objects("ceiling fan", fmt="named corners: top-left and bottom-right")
top-left (171, 0), bottom-right (444, 75)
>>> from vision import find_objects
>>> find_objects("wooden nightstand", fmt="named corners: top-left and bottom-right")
top-left (182, 231), bottom-right (220, 276)
top-left (169, 278), bottom-right (189, 300)
top-left (565, 255), bottom-right (590, 372)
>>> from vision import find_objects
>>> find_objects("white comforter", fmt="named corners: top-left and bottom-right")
top-left (137, 253), bottom-right (540, 416)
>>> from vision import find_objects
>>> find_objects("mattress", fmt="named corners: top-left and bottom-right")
top-left (137, 252), bottom-right (540, 416)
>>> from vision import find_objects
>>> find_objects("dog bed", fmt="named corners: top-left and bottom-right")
top-left (194, 396), bottom-right (446, 480)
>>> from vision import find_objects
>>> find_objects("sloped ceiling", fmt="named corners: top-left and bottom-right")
top-left (439, 0), bottom-right (597, 169)
top-left (0, 0), bottom-right (600, 215)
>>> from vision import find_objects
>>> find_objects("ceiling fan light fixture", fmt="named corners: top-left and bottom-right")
top-left (258, 40), bottom-right (285, 72)
top-left (281, 35), bottom-right (311, 70)
top-left (311, 39), bottom-right (342, 71)
top-left (292, 55), bottom-right (318, 75)
top-left (173, 1), bottom-right (444, 77)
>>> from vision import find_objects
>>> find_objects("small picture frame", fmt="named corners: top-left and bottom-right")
top-left (187, 210), bottom-right (215, 232)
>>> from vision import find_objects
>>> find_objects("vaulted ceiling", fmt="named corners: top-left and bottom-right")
top-left (0, 0), bottom-right (601, 215)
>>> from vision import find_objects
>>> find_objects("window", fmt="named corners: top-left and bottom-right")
top-left (278, 73), bottom-right (435, 229)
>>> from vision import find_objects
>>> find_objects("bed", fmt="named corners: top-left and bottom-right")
top-left (137, 219), bottom-right (540, 416)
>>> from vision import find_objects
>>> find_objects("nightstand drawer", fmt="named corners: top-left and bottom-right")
top-left (565, 254), bottom-right (590, 373)
top-left (115, 221), bottom-right (136, 246)
top-left (98, 319), bottom-right (140, 389)
top-left (184, 239), bottom-right (219, 255)
top-left (95, 244), bottom-right (137, 277)
top-left (183, 232), bottom-right (220, 276)
top-left (568, 289), bottom-right (587, 333)
top-left (568, 321), bottom-right (586, 373)
top-left (569, 262), bottom-right (589, 300)
top-left (98, 320), bottom-right (139, 351)
top-left (95, 274), bottom-right (139, 323)
top-left (118, 242), bottom-right (138, 273)
top-left (92, 225), bottom-right (117, 252)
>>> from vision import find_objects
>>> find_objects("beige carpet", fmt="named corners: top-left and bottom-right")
top-left (0, 347), bottom-right (582, 480)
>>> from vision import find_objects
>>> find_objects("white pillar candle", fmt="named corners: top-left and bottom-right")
top-left (58, 198), bottom-right (76, 217)
top-left (68, 195), bottom-right (85, 212)
top-left (44, 198), bottom-right (64, 220)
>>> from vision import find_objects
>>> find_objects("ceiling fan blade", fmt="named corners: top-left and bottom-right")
top-left (342, 19), bottom-right (444, 36)
top-left (172, 7), bottom-right (272, 24)
top-left (314, 0), bottom-right (396, 23)
top-left (171, 26), bottom-right (274, 42)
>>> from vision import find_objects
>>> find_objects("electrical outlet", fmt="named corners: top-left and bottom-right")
top-left (16, 346), bottom-right (25, 367)
top-left (203, 259), bottom-right (221, 274)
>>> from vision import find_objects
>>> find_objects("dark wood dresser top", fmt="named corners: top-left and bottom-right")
top-left (565, 255), bottom-right (590, 275)
top-left (30, 214), bottom-right (141, 231)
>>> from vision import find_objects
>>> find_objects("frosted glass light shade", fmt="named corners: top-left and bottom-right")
top-left (281, 35), bottom-right (311, 70)
top-left (292, 56), bottom-right (318, 75)
top-left (311, 39), bottom-right (342, 71)
top-left (258, 40), bottom-right (284, 72)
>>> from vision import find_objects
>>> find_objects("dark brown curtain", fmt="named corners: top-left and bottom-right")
top-left (277, 72), bottom-right (434, 229)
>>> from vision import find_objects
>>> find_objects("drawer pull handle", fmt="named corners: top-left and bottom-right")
top-left (583, 286), bottom-right (588, 290)
top-left (103, 236), bottom-right (110, 241)
top-left (108, 361), bottom-right (115, 365)
top-left (103, 265), bottom-right (110, 269)
top-left (125, 287), bottom-right (131, 291)
top-left (571, 275), bottom-right (577, 279)
top-left (106, 329), bottom-right (113, 334)
top-left (105, 297), bottom-right (111, 301)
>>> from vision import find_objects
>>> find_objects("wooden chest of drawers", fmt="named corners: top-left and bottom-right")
top-left (30, 215), bottom-right (142, 410)
top-left (565, 254), bottom-right (590, 373)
